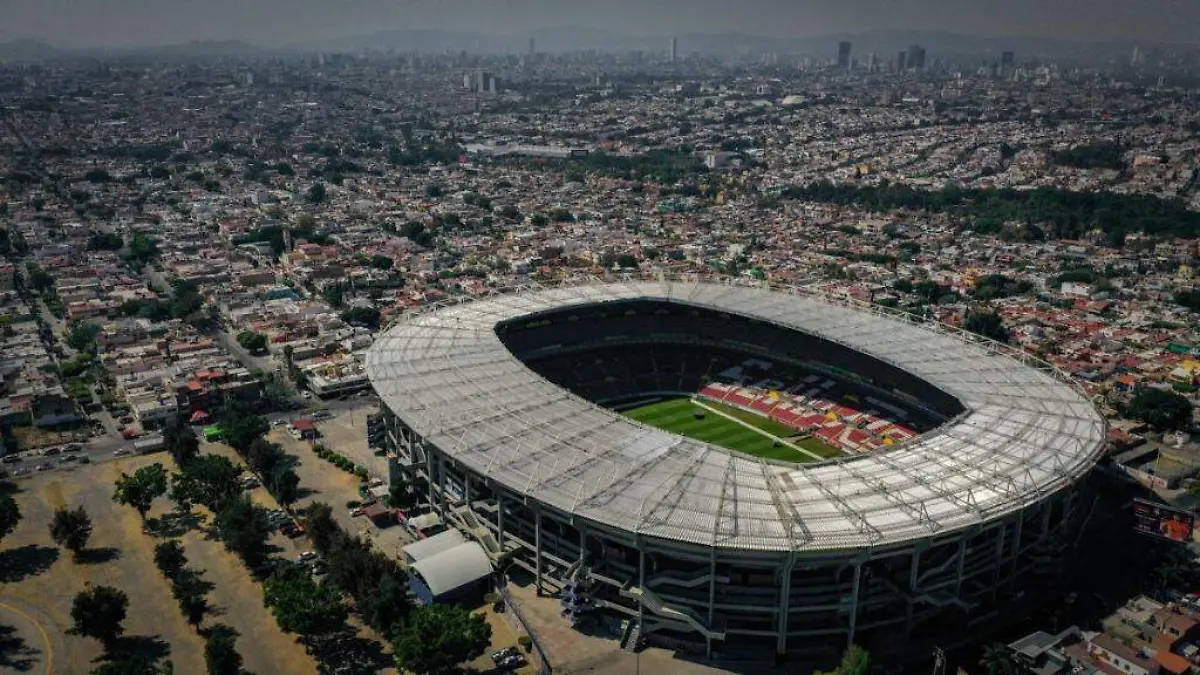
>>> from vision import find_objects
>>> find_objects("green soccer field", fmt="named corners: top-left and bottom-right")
top-left (620, 396), bottom-right (838, 463)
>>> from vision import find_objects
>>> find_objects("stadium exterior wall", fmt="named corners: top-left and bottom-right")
top-left (368, 280), bottom-right (1103, 666)
top-left (382, 411), bottom-right (1090, 663)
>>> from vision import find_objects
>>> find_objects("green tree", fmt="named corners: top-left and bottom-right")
top-left (1174, 289), bottom-right (1200, 313)
top-left (177, 586), bottom-right (210, 631)
top-left (262, 564), bottom-right (349, 638)
top-left (204, 624), bottom-right (243, 675)
top-left (70, 585), bottom-right (129, 648)
top-left (1128, 389), bottom-right (1193, 431)
top-left (113, 463), bottom-right (168, 520)
top-left (235, 331), bottom-right (268, 354)
top-left (963, 311), bottom-right (1009, 343)
top-left (163, 421), bottom-right (200, 468)
top-left (215, 495), bottom-right (272, 568)
top-left (154, 540), bottom-right (188, 578)
top-left (0, 492), bottom-right (19, 543)
top-left (67, 322), bottom-right (102, 352)
top-left (817, 644), bottom-right (871, 675)
top-left (221, 414), bottom-right (269, 456)
top-left (340, 306), bottom-right (382, 330)
top-left (307, 182), bottom-right (327, 204)
top-left (980, 643), bottom-right (1017, 675)
top-left (269, 466), bottom-right (300, 508)
top-left (392, 604), bottom-right (492, 675)
top-left (50, 506), bottom-right (93, 558)
top-left (363, 574), bottom-right (412, 637)
top-left (370, 254), bottom-right (394, 270)
top-left (303, 502), bottom-right (339, 554)
top-left (170, 454), bottom-right (242, 511)
top-left (90, 656), bottom-right (173, 675)
top-left (247, 438), bottom-right (285, 476)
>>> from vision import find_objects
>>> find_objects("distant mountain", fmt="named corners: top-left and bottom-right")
top-left (0, 38), bottom-right (268, 61)
top-left (1, 29), bottom-right (1191, 62)
top-left (292, 27), bottom-right (1184, 61)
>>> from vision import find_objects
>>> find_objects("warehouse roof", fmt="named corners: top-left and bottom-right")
top-left (366, 281), bottom-right (1107, 553)
top-left (409, 541), bottom-right (493, 598)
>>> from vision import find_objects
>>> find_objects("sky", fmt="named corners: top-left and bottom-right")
top-left (2, 0), bottom-right (1198, 48)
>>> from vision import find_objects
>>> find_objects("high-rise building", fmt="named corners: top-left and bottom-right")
top-left (896, 51), bottom-right (907, 72)
top-left (837, 41), bottom-right (852, 68)
top-left (670, 37), bottom-right (678, 63)
top-left (906, 44), bottom-right (926, 71)
top-left (1001, 51), bottom-right (1015, 69)
top-left (868, 53), bottom-right (879, 73)
top-left (528, 38), bottom-right (536, 57)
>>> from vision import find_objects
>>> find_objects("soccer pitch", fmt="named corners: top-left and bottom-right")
top-left (620, 397), bottom-right (840, 463)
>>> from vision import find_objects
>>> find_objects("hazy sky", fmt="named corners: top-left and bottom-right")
top-left (3, 0), bottom-right (1198, 48)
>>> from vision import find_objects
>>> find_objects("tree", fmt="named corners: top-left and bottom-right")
top-left (204, 625), bottom-right (243, 675)
top-left (215, 495), bottom-right (272, 568)
top-left (817, 645), bottom-right (871, 675)
top-left (50, 506), bottom-right (93, 558)
top-left (178, 587), bottom-right (210, 631)
top-left (392, 604), bottom-right (492, 675)
top-left (170, 455), bottom-right (242, 512)
top-left (154, 540), bottom-right (188, 578)
top-left (306, 182), bottom-right (327, 204)
top-left (270, 466), bottom-right (300, 508)
top-left (235, 331), bottom-right (268, 354)
top-left (262, 564), bottom-right (349, 638)
top-left (980, 643), bottom-right (1017, 675)
top-left (1128, 389), bottom-right (1193, 431)
top-left (163, 421), bottom-right (200, 468)
top-left (362, 574), bottom-right (412, 637)
top-left (90, 656), bottom-right (173, 675)
top-left (246, 437), bottom-right (285, 476)
top-left (370, 254), bottom-right (394, 270)
top-left (113, 463), bottom-right (168, 519)
top-left (67, 322), bottom-right (102, 352)
top-left (340, 306), bottom-right (382, 330)
top-left (303, 502), bottom-right (339, 554)
top-left (221, 414), bottom-right (269, 456)
top-left (70, 585), bottom-right (129, 648)
top-left (963, 311), bottom-right (1009, 343)
top-left (0, 492), bottom-right (19, 543)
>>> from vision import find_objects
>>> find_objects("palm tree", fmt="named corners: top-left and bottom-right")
top-left (980, 643), bottom-right (1018, 675)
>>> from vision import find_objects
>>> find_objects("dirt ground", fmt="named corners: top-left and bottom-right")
top-left (199, 439), bottom-right (396, 674)
top-left (0, 455), bottom-right (207, 674)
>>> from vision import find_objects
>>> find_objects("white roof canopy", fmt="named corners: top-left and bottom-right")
top-left (367, 281), bottom-right (1107, 553)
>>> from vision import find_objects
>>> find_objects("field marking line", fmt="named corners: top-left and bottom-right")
top-left (0, 596), bottom-right (54, 675)
top-left (690, 398), bottom-right (824, 462)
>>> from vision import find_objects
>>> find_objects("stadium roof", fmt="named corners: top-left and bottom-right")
top-left (366, 281), bottom-right (1107, 553)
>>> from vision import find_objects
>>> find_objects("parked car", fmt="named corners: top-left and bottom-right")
top-left (113, 448), bottom-right (132, 457)
top-left (497, 654), bottom-right (526, 670)
top-left (78, 456), bottom-right (91, 464)
top-left (40, 447), bottom-right (62, 456)
top-left (296, 551), bottom-right (319, 563)
top-left (1, 455), bottom-right (20, 464)
top-left (57, 455), bottom-right (78, 464)
top-left (350, 507), bottom-right (364, 517)
top-left (36, 462), bottom-right (55, 472)
top-left (491, 647), bottom-right (520, 664)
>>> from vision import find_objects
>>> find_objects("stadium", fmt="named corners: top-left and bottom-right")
top-left (365, 280), bottom-right (1107, 664)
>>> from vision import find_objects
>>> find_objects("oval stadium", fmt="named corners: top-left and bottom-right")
top-left (365, 280), bottom-right (1107, 665)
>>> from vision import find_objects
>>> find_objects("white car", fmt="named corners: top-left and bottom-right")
top-left (113, 448), bottom-right (132, 457)
top-left (350, 507), bottom-right (364, 517)
top-left (296, 551), bottom-right (319, 563)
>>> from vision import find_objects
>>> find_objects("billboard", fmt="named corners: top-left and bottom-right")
top-left (1133, 499), bottom-right (1195, 543)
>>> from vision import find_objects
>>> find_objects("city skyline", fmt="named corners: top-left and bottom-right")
top-left (2, 0), bottom-right (1199, 49)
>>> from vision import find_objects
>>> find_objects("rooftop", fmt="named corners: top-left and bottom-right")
top-left (366, 280), bottom-right (1107, 553)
